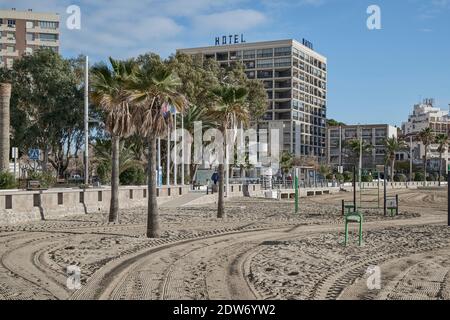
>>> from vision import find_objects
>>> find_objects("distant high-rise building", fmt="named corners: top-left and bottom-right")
top-left (178, 39), bottom-right (328, 160)
top-left (0, 8), bottom-right (59, 69)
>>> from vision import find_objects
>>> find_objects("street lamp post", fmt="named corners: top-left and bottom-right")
top-left (84, 55), bottom-right (89, 185)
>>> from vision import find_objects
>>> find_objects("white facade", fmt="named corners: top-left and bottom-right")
top-left (178, 39), bottom-right (328, 159)
top-left (401, 99), bottom-right (450, 172)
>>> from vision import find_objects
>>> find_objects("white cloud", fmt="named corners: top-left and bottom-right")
top-left (192, 9), bottom-right (266, 33)
top-left (0, 0), bottom-right (268, 60)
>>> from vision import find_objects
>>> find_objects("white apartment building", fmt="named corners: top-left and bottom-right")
top-left (0, 8), bottom-right (59, 69)
top-left (178, 38), bottom-right (328, 160)
top-left (327, 124), bottom-right (398, 170)
top-left (401, 99), bottom-right (450, 171)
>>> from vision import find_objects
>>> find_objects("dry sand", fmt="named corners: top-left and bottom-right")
top-left (0, 187), bottom-right (448, 300)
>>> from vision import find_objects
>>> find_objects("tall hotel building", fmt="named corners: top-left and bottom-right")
top-left (178, 39), bottom-right (328, 159)
top-left (0, 8), bottom-right (59, 69)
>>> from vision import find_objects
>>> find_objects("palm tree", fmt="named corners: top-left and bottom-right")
top-left (280, 151), bottom-right (294, 185)
top-left (93, 139), bottom-right (144, 178)
top-left (435, 133), bottom-right (448, 186)
top-left (181, 104), bottom-right (214, 184)
top-left (131, 60), bottom-right (186, 238)
top-left (344, 139), bottom-right (373, 168)
top-left (0, 83), bottom-right (11, 172)
top-left (91, 58), bottom-right (136, 223)
top-left (418, 128), bottom-right (435, 183)
top-left (209, 85), bottom-right (250, 219)
top-left (384, 136), bottom-right (407, 181)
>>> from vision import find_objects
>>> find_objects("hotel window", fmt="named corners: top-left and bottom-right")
top-left (40, 33), bottom-right (58, 42)
top-left (204, 54), bottom-right (215, 60)
top-left (257, 59), bottom-right (273, 68)
top-left (216, 52), bottom-right (228, 61)
top-left (243, 50), bottom-right (255, 59)
top-left (274, 57), bottom-right (291, 67)
top-left (7, 20), bottom-right (16, 27)
top-left (274, 47), bottom-right (291, 57)
top-left (257, 70), bottom-right (273, 79)
top-left (6, 46), bottom-right (14, 53)
top-left (229, 51), bottom-right (242, 60)
top-left (245, 71), bottom-right (255, 79)
top-left (244, 60), bottom-right (255, 69)
top-left (6, 33), bottom-right (15, 40)
top-left (257, 48), bottom-right (273, 58)
top-left (26, 21), bottom-right (34, 28)
top-left (39, 21), bottom-right (58, 29)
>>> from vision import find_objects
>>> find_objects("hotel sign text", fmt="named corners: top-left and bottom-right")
top-left (215, 34), bottom-right (246, 46)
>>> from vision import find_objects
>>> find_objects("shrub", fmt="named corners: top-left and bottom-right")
top-left (343, 171), bottom-right (353, 182)
top-left (120, 166), bottom-right (146, 186)
top-left (394, 174), bottom-right (407, 182)
top-left (414, 172), bottom-right (424, 182)
top-left (361, 175), bottom-right (373, 182)
top-left (97, 162), bottom-right (111, 184)
top-left (28, 171), bottom-right (56, 188)
top-left (0, 171), bottom-right (17, 189)
top-left (334, 173), bottom-right (344, 182)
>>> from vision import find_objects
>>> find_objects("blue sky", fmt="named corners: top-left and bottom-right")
top-left (2, 0), bottom-right (449, 127)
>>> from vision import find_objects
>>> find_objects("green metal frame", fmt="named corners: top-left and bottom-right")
top-left (344, 212), bottom-right (363, 246)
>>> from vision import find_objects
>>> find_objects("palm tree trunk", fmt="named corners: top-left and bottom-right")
top-left (391, 158), bottom-right (395, 182)
top-left (424, 151), bottom-right (427, 184)
top-left (439, 151), bottom-right (443, 187)
top-left (109, 134), bottom-right (120, 223)
top-left (147, 135), bottom-right (160, 238)
top-left (218, 163), bottom-right (225, 218)
top-left (0, 83), bottom-right (11, 172)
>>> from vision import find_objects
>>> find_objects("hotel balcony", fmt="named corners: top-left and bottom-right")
top-left (273, 90), bottom-right (291, 100)
top-left (274, 101), bottom-right (292, 110)
top-left (274, 80), bottom-right (291, 89)
top-left (274, 69), bottom-right (291, 78)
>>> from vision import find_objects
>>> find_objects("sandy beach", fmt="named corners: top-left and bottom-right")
top-left (0, 188), bottom-right (448, 300)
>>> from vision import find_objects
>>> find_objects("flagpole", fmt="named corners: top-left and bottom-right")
top-left (167, 124), bottom-right (170, 188)
top-left (84, 55), bottom-right (89, 185)
top-left (174, 111), bottom-right (178, 186)
top-left (181, 113), bottom-right (185, 186)
top-left (158, 137), bottom-right (161, 187)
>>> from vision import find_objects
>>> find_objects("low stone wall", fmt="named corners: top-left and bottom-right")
top-left (0, 185), bottom-right (190, 225)
top-left (278, 187), bottom-right (341, 199)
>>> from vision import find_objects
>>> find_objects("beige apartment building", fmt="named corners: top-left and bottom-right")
top-left (0, 8), bottom-right (59, 69)
top-left (327, 124), bottom-right (398, 170)
top-left (178, 39), bottom-right (328, 159)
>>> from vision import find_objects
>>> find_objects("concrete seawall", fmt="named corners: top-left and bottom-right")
top-left (0, 185), bottom-right (190, 225)
top-left (0, 184), bottom-right (263, 225)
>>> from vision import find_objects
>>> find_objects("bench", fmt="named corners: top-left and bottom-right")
top-left (344, 212), bottom-right (363, 246)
